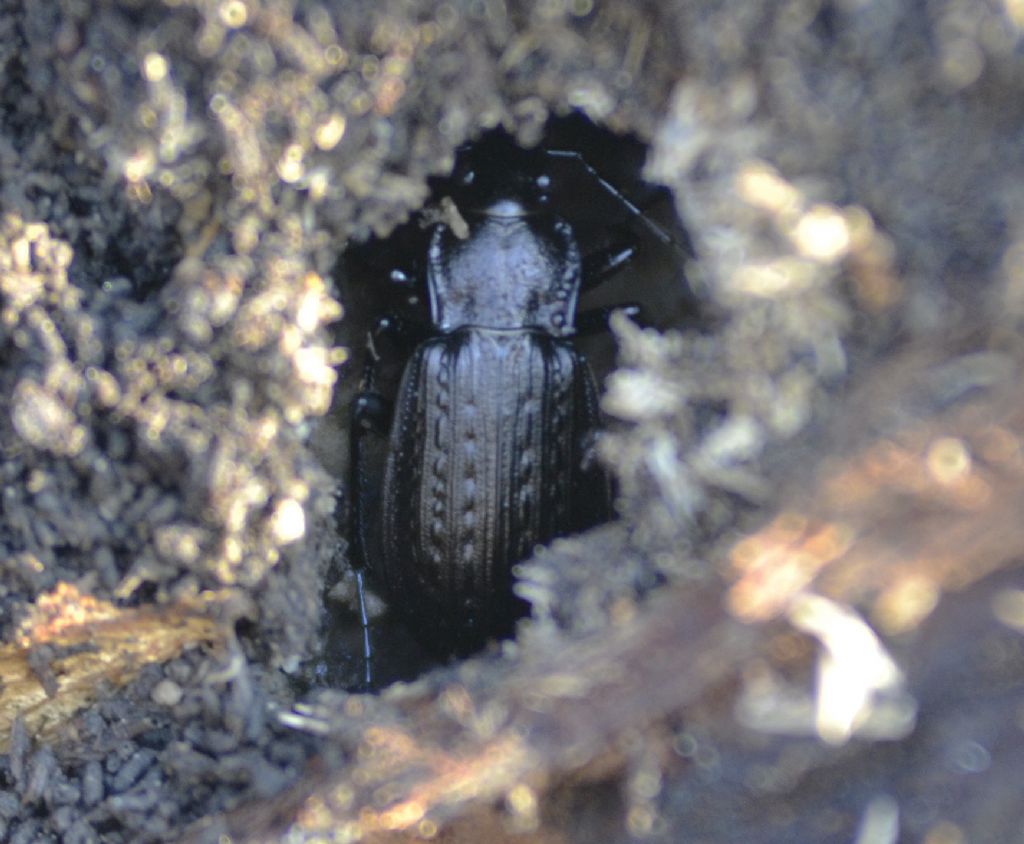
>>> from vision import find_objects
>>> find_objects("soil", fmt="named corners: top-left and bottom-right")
top-left (1, 1), bottom-right (1023, 842)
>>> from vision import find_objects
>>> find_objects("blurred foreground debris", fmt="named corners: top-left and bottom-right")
top-left (183, 341), bottom-right (1024, 842)
top-left (187, 582), bottom-right (750, 843)
top-left (0, 583), bottom-right (228, 753)
top-left (730, 347), bottom-right (1024, 631)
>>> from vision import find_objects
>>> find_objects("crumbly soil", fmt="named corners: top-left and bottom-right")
top-left (1, 1), bottom-right (1023, 842)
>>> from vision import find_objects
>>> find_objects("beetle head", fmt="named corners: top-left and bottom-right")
top-left (448, 134), bottom-right (552, 216)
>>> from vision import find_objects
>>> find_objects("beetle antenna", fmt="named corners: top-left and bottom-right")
top-left (545, 149), bottom-right (689, 257)
top-left (355, 569), bottom-right (374, 688)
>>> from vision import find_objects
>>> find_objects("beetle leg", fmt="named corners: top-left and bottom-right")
top-left (351, 307), bottom-right (438, 686)
top-left (575, 303), bottom-right (643, 336)
top-left (354, 569), bottom-right (373, 688)
top-left (581, 239), bottom-right (638, 291)
top-left (349, 347), bottom-right (397, 688)
top-left (350, 390), bottom-right (387, 688)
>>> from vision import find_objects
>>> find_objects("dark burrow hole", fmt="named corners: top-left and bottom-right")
top-left (316, 112), bottom-right (697, 691)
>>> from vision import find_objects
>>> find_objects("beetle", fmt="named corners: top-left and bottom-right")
top-left (348, 132), bottom-right (679, 660)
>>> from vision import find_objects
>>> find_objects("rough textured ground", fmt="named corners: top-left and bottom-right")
top-left (1, 0), bottom-right (1023, 841)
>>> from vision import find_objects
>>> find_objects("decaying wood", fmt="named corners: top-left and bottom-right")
top-left (182, 343), bottom-right (1024, 843)
top-left (0, 582), bottom-right (228, 753)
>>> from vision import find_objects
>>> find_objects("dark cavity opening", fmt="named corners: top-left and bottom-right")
top-left (319, 112), bottom-right (696, 691)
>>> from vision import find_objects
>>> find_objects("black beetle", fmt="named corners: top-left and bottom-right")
top-left (348, 132), bottom-right (678, 658)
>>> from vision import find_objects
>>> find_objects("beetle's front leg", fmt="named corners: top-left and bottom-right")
top-left (581, 237), bottom-right (638, 292)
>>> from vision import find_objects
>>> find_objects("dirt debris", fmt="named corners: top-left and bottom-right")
top-left (0, 0), bottom-right (1023, 841)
